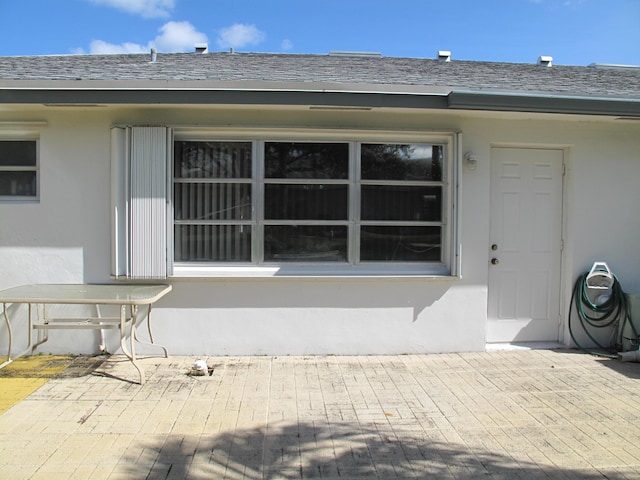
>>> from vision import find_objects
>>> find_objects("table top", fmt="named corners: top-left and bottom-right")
top-left (0, 284), bottom-right (172, 305)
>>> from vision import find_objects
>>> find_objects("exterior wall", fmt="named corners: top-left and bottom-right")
top-left (1, 106), bottom-right (639, 355)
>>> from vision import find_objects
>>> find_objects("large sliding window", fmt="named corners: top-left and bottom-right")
top-left (172, 132), bottom-right (457, 276)
top-left (264, 142), bottom-right (349, 262)
top-left (360, 144), bottom-right (443, 262)
top-left (174, 141), bottom-right (252, 262)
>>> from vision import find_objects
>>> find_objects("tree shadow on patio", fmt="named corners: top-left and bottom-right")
top-left (119, 420), bottom-right (625, 479)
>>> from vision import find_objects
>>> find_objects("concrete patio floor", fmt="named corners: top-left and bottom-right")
top-left (1, 349), bottom-right (640, 479)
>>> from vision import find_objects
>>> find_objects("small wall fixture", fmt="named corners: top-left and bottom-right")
top-left (464, 152), bottom-right (477, 170)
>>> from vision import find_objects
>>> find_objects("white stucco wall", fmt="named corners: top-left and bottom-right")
top-left (1, 106), bottom-right (638, 356)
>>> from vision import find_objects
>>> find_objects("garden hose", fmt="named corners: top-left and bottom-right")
top-left (568, 271), bottom-right (639, 358)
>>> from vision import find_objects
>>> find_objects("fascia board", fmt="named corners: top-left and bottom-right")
top-left (0, 87), bottom-right (450, 110)
top-left (3, 80), bottom-right (639, 116)
top-left (448, 90), bottom-right (640, 117)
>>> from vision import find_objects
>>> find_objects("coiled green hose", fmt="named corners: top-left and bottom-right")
top-left (568, 272), bottom-right (639, 358)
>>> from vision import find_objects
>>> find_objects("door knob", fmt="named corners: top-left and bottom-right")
top-left (491, 258), bottom-right (499, 265)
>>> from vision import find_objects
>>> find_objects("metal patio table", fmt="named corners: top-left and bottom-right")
top-left (0, 284), bottom-right (172, 384)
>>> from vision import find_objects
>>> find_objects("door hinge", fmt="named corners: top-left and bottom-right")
top-left (562, 163), bottom-right (566, 176)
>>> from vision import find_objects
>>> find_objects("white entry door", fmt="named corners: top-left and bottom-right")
top-left (487, 147), bottom-right (563, 343)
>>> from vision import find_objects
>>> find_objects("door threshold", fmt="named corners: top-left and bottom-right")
top-left (486, 341), bottom-right (565, 351)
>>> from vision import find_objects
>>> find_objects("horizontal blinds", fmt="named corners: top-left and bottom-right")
top-left (173, 141), bottom-right (252, 262)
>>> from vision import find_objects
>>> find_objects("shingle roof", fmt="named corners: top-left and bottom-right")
top-left (1, 52), bottom-right (638, 97)
top-left (1, 52), bottom-right (639, 115)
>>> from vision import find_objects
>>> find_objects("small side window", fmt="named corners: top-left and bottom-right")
top-left (0, 140), bottom-right (38, 200)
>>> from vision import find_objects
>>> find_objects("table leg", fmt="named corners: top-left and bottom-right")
top-left (119, 304), bottom-right (144, 385)
top-left (132, 304), bottom-right (169, 358)
top-left (119, 304), bottom-right (129, 357)
top-left (0, 303), bottom-right (12, 368)
top-left (1, 303), bottom-right (37, 369)
top-left (32, 304), bottom-right (48, 351)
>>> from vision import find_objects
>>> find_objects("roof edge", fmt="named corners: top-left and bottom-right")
top-left (1, 86), bottom-right (639, 117)
top-left (0, 88), bottom-right (450, 109)
top-left (0, 79), bottom-right (452, 96)
top-left (448, 90), bottom-right (640, 117)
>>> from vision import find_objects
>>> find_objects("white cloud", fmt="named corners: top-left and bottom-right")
top-left (89, 40), bottom-right (148, 54)
top-left (154, 21), bottom-right (208, 52)
top-left (216, 24), bottom-right (266, 49)
top-left (281, 39), bottom-right (293, 51)
top-left (88, 0), bottom-right (175, 18)
top-left (84, 20), bottom-right (208, 54)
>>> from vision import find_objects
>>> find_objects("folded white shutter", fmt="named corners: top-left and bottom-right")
top-left (111, 126), bottom-right (170, 279)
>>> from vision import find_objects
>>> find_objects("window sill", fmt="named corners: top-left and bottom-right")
top-left (0, 197), bottom-right (39, 203)
top-left (171, 263), bottom-right (457, 279)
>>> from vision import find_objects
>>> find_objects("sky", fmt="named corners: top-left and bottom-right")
top-left (0, 0), bottom-right (638, 66)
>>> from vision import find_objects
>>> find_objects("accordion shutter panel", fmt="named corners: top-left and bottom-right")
top-left (111, 126), bottom-right (169, 279)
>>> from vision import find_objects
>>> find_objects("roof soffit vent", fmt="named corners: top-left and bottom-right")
top-left (538, 55), bottom-right (553, 67)
top-left (438, 50), bottom-right (451, 62)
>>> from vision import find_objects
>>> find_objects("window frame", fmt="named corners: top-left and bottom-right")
top-left (260, 140), bottom-right (352, 264)
top-left (173, 140), bottom-right (254, 263)
top-left (357, 143), bottom-right (447, 264)
top-left (170, 128), bottom-right (459, 278)
top-left (0, 136), bottom-right (39, 202)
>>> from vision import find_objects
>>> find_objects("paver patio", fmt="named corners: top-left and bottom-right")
top-left (1, 349), bottom-right (639, 479)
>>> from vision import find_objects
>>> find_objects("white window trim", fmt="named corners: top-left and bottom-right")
top-left (169, 127), bottom-right (461, 278)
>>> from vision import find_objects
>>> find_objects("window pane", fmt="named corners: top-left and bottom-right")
top-left (265, 142), bottom-right (348, 179)
top-left (264, 225), bottom-right (347, 261)
top-left (361, 144), bottom-right (443, 181)
top-left (174, 183), bottom-right (251, 221)
top-left (265, 184), bottom-right (348, 220)
top-left (0, 141), bottom-right (37, 167)
top-left (174, 225), bottom-right (251, 262)
top-left (361, 185), bottom-right (441, 221)
top-left (0, 172), bottom-right (36, 196)
top-left (174, 141), bottom-right (251, 179)
top-left (360, 226), bottom-right (441, 261)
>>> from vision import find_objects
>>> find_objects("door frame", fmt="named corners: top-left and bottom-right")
top-left (487, 143), bottom-right (570, 344)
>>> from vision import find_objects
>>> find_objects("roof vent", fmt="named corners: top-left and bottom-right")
top-left (150, 48), bottom-right (157, 62)
top-left (195, 43), bottom-right (208, 54)
top-left (437, 51), bottom-right (451, 62)
top-left (537, 55), bottom-right (553, 67)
